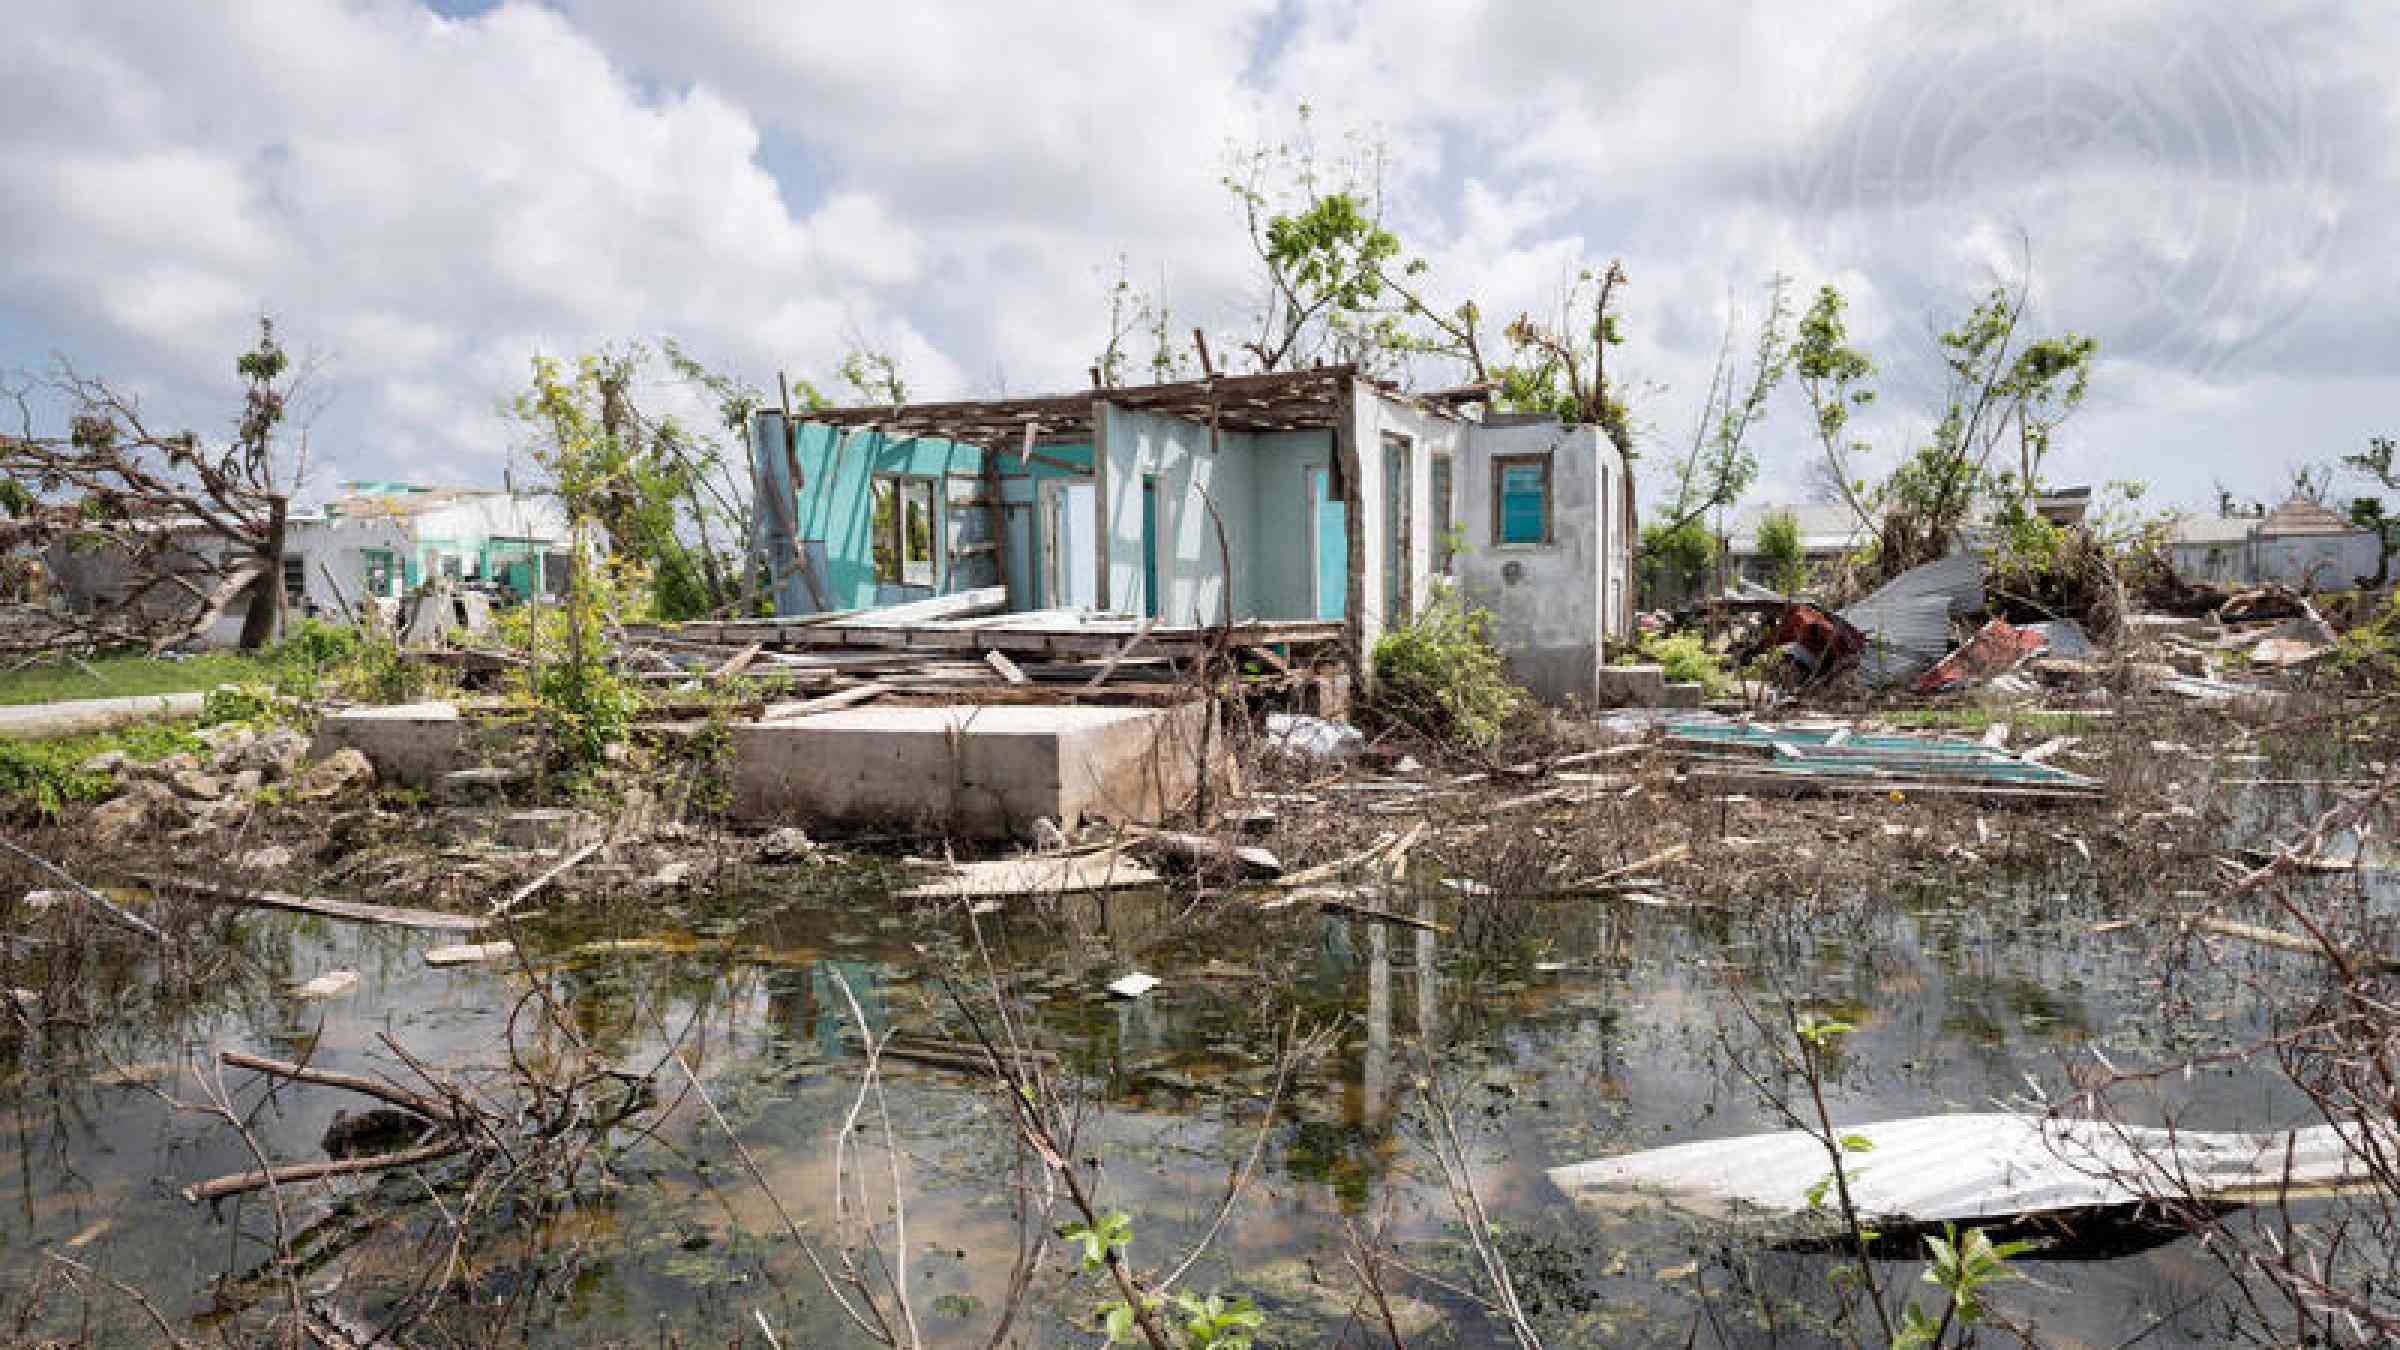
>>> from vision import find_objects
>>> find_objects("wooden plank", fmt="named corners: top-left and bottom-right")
top-left (761, 682), bottom-right (891, 721)
top-left (1681, 769), bottom-right (2100, 802)
top-left (1551, 1113), bottom-right (2373, 1233)
top-left (984, 650), bottom-right (1029, 685)
top-left (898, 851), bottom-right (1162, 900)
top-left (143, 876), bottom-right (491, 933)
top-left (2022, 736), bottom-right (2075, 763)
top-left (1313, 891), bottom-right (1450, 932)
top-left (851, 586), bottom-right (1007, 626)
top-left (711, 642), bottom-right (763, 680)
top-left (425, 940), bottom-right (517, 967)
top-left (1268, 822), bottom-right (1426, 891)
top-left (1566, 843), bottom-right (1693, 892)
top-left (1084, 616), bottom-right (1160, 690)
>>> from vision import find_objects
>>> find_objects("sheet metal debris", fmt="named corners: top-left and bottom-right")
top-left (1837, 551), bottom-right (1987, 687)
top-left (1912, 619), bottom-right (2049, 694)
top-left (1664, 716), bottom-right (2103, 800)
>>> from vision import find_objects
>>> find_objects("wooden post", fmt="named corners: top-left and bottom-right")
top-left (1192, 327), bottom-right (1215, 378)
top-left (1092, 397), bottom-right (1113, 612)
top-left (775, 373), bottom-right (829, 614)
top-left (1333, 378), bottom-right (1368, 693)
top-left (985, 426), bottom-right (1024, 606)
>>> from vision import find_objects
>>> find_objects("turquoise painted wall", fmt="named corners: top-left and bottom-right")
top-left (1098, 406), bottom-right (1256, 624)
top-left (752, 412), bottom-right (1092, 615)
top-left (1248, 429), bottom-right (1334, 621)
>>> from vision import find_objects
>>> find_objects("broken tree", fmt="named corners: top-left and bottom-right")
top-left (0, 317), bottom-right (311, 652)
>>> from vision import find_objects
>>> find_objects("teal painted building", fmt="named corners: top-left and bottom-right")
top-left (748, 367), bottom-right (1636, 703)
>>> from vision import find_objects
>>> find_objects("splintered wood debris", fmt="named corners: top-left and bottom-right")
top-left (898, 851), bottom-right (1163, 900)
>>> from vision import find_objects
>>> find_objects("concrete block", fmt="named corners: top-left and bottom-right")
top-left (1660, 681), bottom-right (1705, 709)
top-left (499, 808), bottom-right (604, 852)
top-left (732, 702), bottom-right (1213, 840)
top-left (312, 701), bottom-right (464, 789)
top-left (1504, 643), bottom-right (1602, 707)
top-left (438, 766), bottom-right (526, 804)
top-left (1593, 664), bottom-right (1668, 708)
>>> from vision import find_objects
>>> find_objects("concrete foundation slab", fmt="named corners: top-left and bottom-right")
top-left (311, 702), bottom-right (465, 789)
top-left (732, 702), bottom-right (1212, 839)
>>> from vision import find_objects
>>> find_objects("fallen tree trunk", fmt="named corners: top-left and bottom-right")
top-left (183, 1141), bottom-right (466, 1205)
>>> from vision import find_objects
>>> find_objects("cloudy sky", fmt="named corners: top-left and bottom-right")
top-left (2, 0), bottom-right (2391, 514)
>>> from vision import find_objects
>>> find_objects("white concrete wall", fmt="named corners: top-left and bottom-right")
top-left (409, 494), bottom-right (570, 568)
top-left (2255, 531), bottom-right (2381, 588)
top-left (1351, 389), bottom-right (1468, 653)
top-left (2170, 530), bottom-right (2381, 589)
top-left (1447, 416), bottom-right (1629, 705)
top-left (200, 515), bottom-right (414, 644)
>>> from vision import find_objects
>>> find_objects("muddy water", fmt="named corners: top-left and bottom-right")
top-left (0, 800), bottom-right (2384, 1347)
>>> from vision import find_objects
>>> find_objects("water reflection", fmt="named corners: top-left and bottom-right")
top-left (0, 810), bottom-right (2361, 1346)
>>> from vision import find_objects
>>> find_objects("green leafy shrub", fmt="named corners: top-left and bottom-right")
top-left (200, 683), bottom-right (278, 727)
top-left (1754, 507), bottom-right (1808, 594)
top-left (1623, 631), bottom-right (1736, 697)
top-left (270, 617), bottom-right (362, 670)
top-left (1369, 588), bottom-right (1523, 748)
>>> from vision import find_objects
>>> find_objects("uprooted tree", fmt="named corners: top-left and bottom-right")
top-left (0, 317), bottom-right (311, 653)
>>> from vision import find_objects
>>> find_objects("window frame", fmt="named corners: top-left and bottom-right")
top-left (1490, 452), bottom-right (1555, 548)
top-left (280, 554), bottom-right (308, 603)
top-left (1430, 451), bottom-right (1455, 575)
top-left (871, 472), bottom-right (941, 587)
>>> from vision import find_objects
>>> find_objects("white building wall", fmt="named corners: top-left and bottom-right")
top-left (197, 514), bottom-right (413, 645)
top-left (1447, 416), bottom-right (1628, 706)
top-left (2169, 529), bottom-right (2380, 589)
top-left (1351, 388), bottom-right (1467, 652)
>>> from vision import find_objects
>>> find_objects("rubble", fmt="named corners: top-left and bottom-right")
top-left (297, 747), bottom-right (377, 800)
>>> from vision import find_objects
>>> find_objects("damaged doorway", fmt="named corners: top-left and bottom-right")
top-left (1383, 433), bottom-right (1412, 622)
top-left (1309, 465), bottom-right (1345, 621)
top-left (1040, 479), bottom-right (1097, 610)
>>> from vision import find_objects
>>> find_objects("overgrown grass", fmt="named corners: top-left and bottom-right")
top-left (0, 651), bottom-right (273, 706)
top-left (0, 719), bottom-right (205, 815)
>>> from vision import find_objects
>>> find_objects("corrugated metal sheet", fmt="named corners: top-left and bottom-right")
top-left (1837, 551), bottom-right (1984, 687)
top-left (1664, 716), bottom-right (2102, 795)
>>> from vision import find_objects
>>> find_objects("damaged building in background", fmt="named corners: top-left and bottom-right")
top-left (747, 367), bottom-right (1639, 705)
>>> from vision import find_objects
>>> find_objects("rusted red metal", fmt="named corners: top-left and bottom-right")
top-left (1911, 618), bottom-right (2047, 694)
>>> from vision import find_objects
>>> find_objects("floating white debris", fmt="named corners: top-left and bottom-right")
top-left (1106, 972), bottom-right (1161, 998)
top-left (425, 940), bottom-right (517, 967)
top-left (291, 970), bottom-right (359, 1000)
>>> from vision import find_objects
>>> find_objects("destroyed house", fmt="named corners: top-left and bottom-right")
top-left (748, 367), bottom-right (1638, 703)
top-left (321, 482), bottom-right (573, 601)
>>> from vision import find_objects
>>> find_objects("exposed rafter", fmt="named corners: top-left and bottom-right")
top-left (789, 365), bottom-right (1457, 448)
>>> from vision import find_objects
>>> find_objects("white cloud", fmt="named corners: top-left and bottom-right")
top-left (0, 0), bottom-right (2392, 520)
